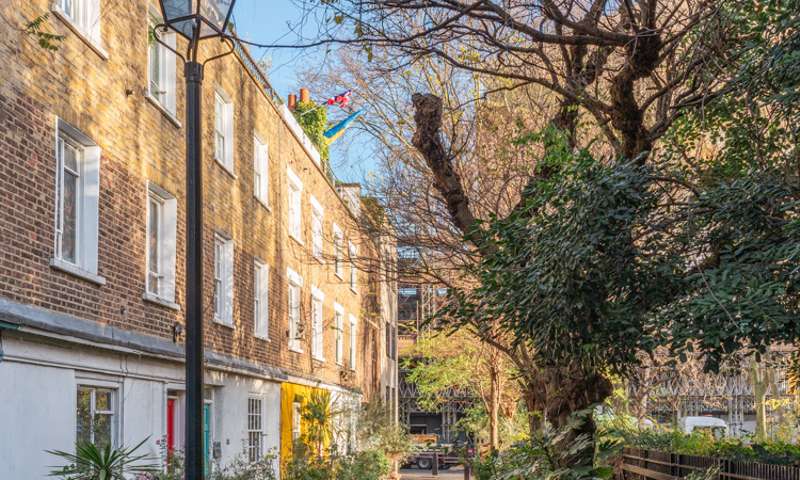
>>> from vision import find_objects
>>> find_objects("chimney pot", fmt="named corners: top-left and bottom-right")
top-left (299, 87), bottom-right (310, 104)
top-left (288, 93), bottom-right (297, 110)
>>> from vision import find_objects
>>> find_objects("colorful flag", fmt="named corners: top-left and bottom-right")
top-left (324, 110), bottom-right (363, 144)
top-left (326, 90), bottom-right (352, 108)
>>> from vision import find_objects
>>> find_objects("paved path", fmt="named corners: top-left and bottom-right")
top-left (399, 467), bottom-right (466, 479)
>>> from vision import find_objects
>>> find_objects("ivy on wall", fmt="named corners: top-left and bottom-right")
top-left (292, 101), bottom-right (334, 180)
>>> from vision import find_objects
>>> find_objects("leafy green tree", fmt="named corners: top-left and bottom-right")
top-left (404, 329), bottom-right (519, 450)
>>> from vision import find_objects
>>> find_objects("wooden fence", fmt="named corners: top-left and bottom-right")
top-left (619, 448), bottom-right (800, 480)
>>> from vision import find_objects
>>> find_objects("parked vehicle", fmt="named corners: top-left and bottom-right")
top-left (679, 416), bottom-right (729, 438)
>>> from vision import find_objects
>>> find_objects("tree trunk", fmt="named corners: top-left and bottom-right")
top-left (540, 366), bottom-right (613, 470)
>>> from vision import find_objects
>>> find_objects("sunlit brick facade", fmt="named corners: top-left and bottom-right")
top-left (0, 0), bottom-right (398, 477)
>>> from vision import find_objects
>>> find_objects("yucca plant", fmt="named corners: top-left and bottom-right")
top-left (47, 438), bottom-right (159, 480)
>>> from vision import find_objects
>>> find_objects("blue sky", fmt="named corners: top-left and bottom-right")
top-left (229, 1), bottom-right (376, 185)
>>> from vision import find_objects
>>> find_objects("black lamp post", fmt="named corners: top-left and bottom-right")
top-left (155, 1), bottom-right (236, 478)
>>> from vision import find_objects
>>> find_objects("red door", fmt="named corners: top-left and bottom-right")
top-left (166, 398), bottom-right (176, 456)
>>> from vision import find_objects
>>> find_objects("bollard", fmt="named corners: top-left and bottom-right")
top-left (464, 462), bottom-right (471, 480)
top-left (432, 452), bottom-right (439, 476)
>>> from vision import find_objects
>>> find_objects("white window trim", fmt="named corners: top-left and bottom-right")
top-left (213, 234), bottom-right (235, 327)
top-left (311, 286), bottom-right (325, 362)
top-left (253, 259), bottom-right (270, 340)
top-left (146, 17), bottom-right (179, 124)
top-left (51, 118), bottom-right (105, 285)
top-left (246, 395), bottom-right (265, 463)
top-left (287, 267), bottom-right (303, 353)
top-left (75, 381), bottom-right (119, 448)
top-left (213, 90), bottom-right (235, 176)
top-left (310, 195), bottom-right (324, 262)
top-left (334, 302), bottom-right (344, 366)
top-left (292, 400), bottom-right (302, 441)
top-left (144, 182), bottom-right (178, 307)
top-left (348, 241), bottom-right (358, 293)
top-left (349, 314), bottom-right (358, 371)
top-left (51, 0), bottom-right (108, 60)
top-left (287, 167), bottom-right (303, 244)
top-left (253, 133), bottom-right (270, 209)
top-left (332, 223), bottom-right (344, 279)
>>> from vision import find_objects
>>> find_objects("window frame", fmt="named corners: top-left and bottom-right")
top-left (334, 303), bottom-right (344, 366)
top-left (253, 259), bottom-right (269, 339)
top-left (52, 118), bottom-right (104, 284)
top-left (349, 314), bottom-right (357, 371)
top-left (147, 18), bottom-right (177, 118)
top-left (287, 168), bottom-right (303, 243)
top-left (213, 235), bottom-right (234, 326)
top-left (309, 196), bottom-right (324, 261)
top-left (54, 0), bottom-right (104, 53)
top-left (287, 268), bottom-right (303, 353)
top-left (76, 384), bottom-right (118, 448)
top-left (292, 400), bottom-right (302, 442)
top-left (253, 134), bottom-right (270, 208)
top-left (247, 396), bottom-right (264, 463)
top-left (311, 287), bottom-right (325, 362)
top-left (348, 241), bottom-right (357, 293)
top-left (213, 90), bottom-right (234, 174)
top-left (144, 183), bottom-right (178, 306)
top-left (332, 223), bottom-right (343, 279)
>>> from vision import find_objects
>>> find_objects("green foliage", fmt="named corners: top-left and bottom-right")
top-left (609, 426), bottom-right (800, 466)
top-left (47, 438), bottom-right (159, 480)
top-left (300, 391), bottom-right (334, 460)
top-left (284, 445), bottom-right (389, 480)
top-left (292, 101), bottom-right (332, 178)
top-left (334, 450), bottom-right (390, 480)
top-left (356, 401), bottom-right (413, 462)
top-left (24, 13), bottom-right (64, 51)
top-left (209, 452), bottom-right (279, 480)
top-left (471, 408), bottom-right (615, 480)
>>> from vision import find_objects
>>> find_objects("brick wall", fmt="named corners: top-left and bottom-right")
top-left (0, 0), bottom-right (384, 395)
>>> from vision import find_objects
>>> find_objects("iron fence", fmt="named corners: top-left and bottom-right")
top-left (619, 448), bottom-right (800, 480)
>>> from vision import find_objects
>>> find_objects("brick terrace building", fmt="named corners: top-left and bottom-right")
top-left (0, 0), bottom-right (398, 477)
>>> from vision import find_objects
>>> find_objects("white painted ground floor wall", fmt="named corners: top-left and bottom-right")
top-left (0, 330), bottom-right (282, 479)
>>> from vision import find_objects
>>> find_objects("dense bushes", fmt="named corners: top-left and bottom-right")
top-left (284, 447), bottom-right (390, 480)
top-left (618, 428), bottom-right (800, 465)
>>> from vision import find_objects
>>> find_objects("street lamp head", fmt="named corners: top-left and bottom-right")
top-left (159, 0), bottom-right (236, 41)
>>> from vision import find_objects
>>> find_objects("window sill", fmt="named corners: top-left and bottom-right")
top-left (313, 356), bottom-right (326, 363)
top-left (255, 196), bottom-right (271, 211)
top-left (312, 253), bottom-right (324, 264)
top-left (145, 95), bottom-right (181, 128)
top-left (350, 287), bottom-right (358, 295)
top-left (334, 271), bottom-right (344, 280)
top-left (255, 333), bottom-right (270, 342)
top-left (214, 157), bottom-right (237, 179)
top-left (289, 345), bottom-right (304, 354)
top-left (143, 292), bottom-right (180, 311)
top-left (289, 233), bottom-right (304, 247)
top-left (50, 258), bottom-right (106, 286)
top-left (213, 318), bottom-right (234, 329)
top-left (51, 7), bottom-right (109, 60)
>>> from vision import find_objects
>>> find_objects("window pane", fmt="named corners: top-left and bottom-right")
top-left (148, 198), bottom-right (160, 294)
top-left (95, 389), bottom-right (112, 411)
top-left (93, 412), bottom-right (113, 449)
top-left (62, 170), bottom-right (78, 263)
top-left (63, 142), bottom-right (78, 172)
top-left (76, 388), bottom-right (92, 444)
top-left (149, 39), bottom-right (161, 98)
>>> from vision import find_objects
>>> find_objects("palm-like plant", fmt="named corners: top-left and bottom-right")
top-left (47, 438), bottom-right (159, 480)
